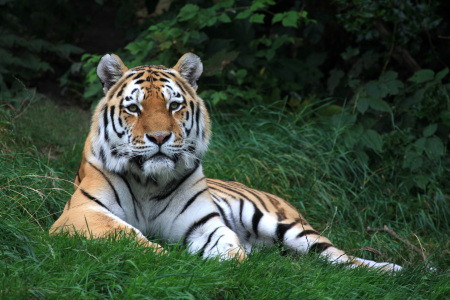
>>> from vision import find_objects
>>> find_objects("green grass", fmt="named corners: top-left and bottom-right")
top-left (0, 100), bottom-right (448, 299)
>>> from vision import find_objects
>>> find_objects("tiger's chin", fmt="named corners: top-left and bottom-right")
top-left (137, 155), bottom-right (177, 178)
top-left (103, 149), bottom-right (201, 184)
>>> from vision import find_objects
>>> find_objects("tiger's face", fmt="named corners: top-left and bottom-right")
top-left (90, 53), bottom-right (210, 181)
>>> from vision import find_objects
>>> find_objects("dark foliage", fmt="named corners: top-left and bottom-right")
top-left (0, 0), bottom-right (448, 195)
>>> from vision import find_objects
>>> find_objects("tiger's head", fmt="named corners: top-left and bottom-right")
top-left (89, 53), bottom-right (210, 182)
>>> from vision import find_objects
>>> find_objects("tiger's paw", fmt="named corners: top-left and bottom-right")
top-left (142, 241), bottom-right (167, 254)
top-left (226, 246), bottom-right (247, 262)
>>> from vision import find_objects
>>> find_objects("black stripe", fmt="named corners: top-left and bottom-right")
top-left (182, 212), bottom-right (220, 246)
top-left (213, 201), bottom-right (233, 229)
top-left (297, 230), bottom-right (320, 239)
top-left (117, 83), bottom-right (126, 97)
top-left (195, 104), bottom-right (201, 137)
top-left (176, 81), bottom-right (186, 95)
top-left (157, 72), bottom-right (170, 79)
top-left (135, 79), bottom-right (145, 85)
top-left (154, 163), bottom-right (199, 201)
top-left (239, 199), bottom-right (245, 226)
top-left (90, 145), bottom-right (97, 157)
top-left (175, 78), bottom-right (195, 99)
top-left (119, 174), bottom-right (141, 221)
top-left (209, 234), bottom-right (225, 252)
top-left (80, 188), bottom-right (110, 212)
top-left (87, 161), bottom-right (123, 209)
top-left (99, 147), bottom-right (106, 165)
top-left (198, 227), bottom-right (221, 257)
top-left (209, 181), bottom-right (268, 212)
top-left (178, 188), bottom-right (207, 216)
top-left (192, 176), bottom-right (206, 187)
top-left (110, 106), bottom-right (124, 138)
top-left (210, 190), bottom-right (234, 221)
top-left (118, 109), bottom-right (123, 127)
top-left (251, 202), bottom-right (264, 237)
top-left (276, 222), bottom-right (296, 243)
top-left (75, 165), bottom-right (80, 182)
top-left (185, 101), bottom-right (194, 136)
top-left (153, 201), bottom-right (171, 220)
top-left (227, 181), bottom-right (269, 211)
top-left (103, 106), bottom-right (109, 141)
top-left (132, 72), bottom-right (145, 80)
top-left (309, 242), bottom-right (333, 254)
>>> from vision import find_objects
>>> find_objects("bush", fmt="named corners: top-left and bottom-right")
top-left (0, 0), bottom-right (84, 104)
top-left (81, 0), bottom-right (449, 195)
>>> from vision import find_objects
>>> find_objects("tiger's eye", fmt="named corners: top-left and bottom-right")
top-left (170, 102), bottom-right (180, 110)
top-left (127, 104), bottom-right (139, 113)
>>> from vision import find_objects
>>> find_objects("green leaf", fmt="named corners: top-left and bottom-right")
top-left (408, 69), bottom-right (435, 83)
top-left (369, 98), bottom-right (392, 113)
top-left (250, 0), bottom-right (275, 11)
top-left (379, 71), bottom-right (403, 95)
top-left (213, 0), bottom-right (234, 9)
top-left (362, 129), bottom-right (383, 152)
top-left (440, 110), bottom-right (450, 126)
top-left (357, 96), bottom-right (369, 114)
top-left (249, 14), bottom-right (265, 24)
top-left (236, 10), bottom-right (252, 19)
top-left (425, 136), bottom-right (444, 158)
top-left (423, 124), bottom-right (437, 137)
top-left (272, 13), bottom-right (284, 24)
top-left (281, 11), bottom-right (299, 28)
top-left (414, 137), bottom-right (427, 153)
top-left (330, 112), bottom-right (356, 128)
top-left (402, 148), bottom-right (421, 170)
top-left (385, 79), bottom-right (403, 95)
top-left (327, 69), bottom-right (344, 94)
top-left (341, 47), bottom-right (359, 60)
top-left (379, 70), bottom-right (398, 82)
top-left (414, 175), bottom-right (429, 190)
top-left (343, 124), bottom-right (363, 148)
top-left (218, 13), bottom-right (232, 23)
top-left (365, 81), bottom-right (381, 98)
top-left (159, 41), bottom-right (172, 50)
top-left (354, 150), bottom-right (369, 165)
top-left (177, 4), bottom-right (200, 21)
top-left (210, 91), bottom-right (228, 105)
top-left (435, 68), bottom-right (449, 82)
top-left (198, 10), bottom-right (218, 28)
top-left (83, 83), bottom-right (100, 99)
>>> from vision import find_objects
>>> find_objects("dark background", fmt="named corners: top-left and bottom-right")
top-left (1, 0), bottom-right (449, 194)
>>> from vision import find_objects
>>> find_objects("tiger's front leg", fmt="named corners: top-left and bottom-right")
top-left (50, 170), bottom-right (165, 254)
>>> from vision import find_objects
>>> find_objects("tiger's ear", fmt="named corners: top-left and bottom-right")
top-left (97, 54), bottom-right (129, 94)
top-left (173, 53), bottom-right (203, 91)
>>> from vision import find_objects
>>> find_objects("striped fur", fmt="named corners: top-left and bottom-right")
top-left (50, 53), bottom-right (401, 271)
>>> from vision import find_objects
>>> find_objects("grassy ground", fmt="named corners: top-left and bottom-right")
top-left (0, 99), bottom-right (448, 299)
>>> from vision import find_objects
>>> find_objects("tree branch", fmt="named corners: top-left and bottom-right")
top-left (366, 225), bottom-right (428, 262)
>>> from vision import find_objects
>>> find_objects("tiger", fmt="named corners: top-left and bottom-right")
top-left (50, 53), bottom-right (402, 272)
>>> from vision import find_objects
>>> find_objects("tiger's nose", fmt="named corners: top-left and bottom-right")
top-left (146, 132), bottom-right (171, 145)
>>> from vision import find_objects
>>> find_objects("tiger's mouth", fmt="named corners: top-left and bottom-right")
top-left (150, 152), bottom-right (171, 161)
top-left (131, 152), bottom-right (174, 169)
